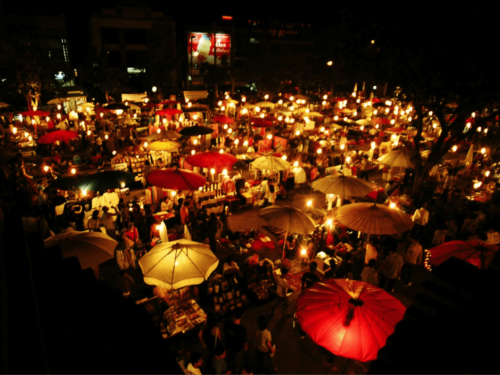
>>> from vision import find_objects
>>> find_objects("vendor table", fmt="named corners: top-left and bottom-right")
top-left (206, 204), bottom-right (224, 216)
top-left (194, 190), bottom-right (216, 202)
top-left (153, 211), bottom-right (175, 221)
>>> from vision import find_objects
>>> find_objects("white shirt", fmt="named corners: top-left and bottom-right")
top-left (365, 243), bottom-right (378, 264)
top-left (276, 275), bottom-right (288, 298)
top-left (413, 208), bottom-right (429, 225)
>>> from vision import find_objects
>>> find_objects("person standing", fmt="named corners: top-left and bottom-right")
top-left (87, 210), bottom-right (102, 232)
top-left (360, 155), bottom-right (371, 181)
top-left (223, 308), bottom-right (248, 374)
top-left (187, 351), bottom-right (203, 375)
top-left (365, 238), bottom-right (378, 265)
top-left (379, 248), bottom-right (404, 293)
top-left (401, 236), bottom-right (423, 287)
top-left (211, 345), bottom-right (229, 374)
top-left (208, 213), bottom-right (219, 253)
top-left (361, 259), bottom-right (379, 286)
top-left (254, 315), bottom-right (276, 374)
top-left (101, 206), bottom-right (118, 239)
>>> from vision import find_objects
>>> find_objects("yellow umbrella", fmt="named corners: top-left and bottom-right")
top-left (255, 101), bottom-right (275, 108)
top-left (146, 140), bottom-right (181, 152)
top-left (333, 203), bottom-right (413, 235)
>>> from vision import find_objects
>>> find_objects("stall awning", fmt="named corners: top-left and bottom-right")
top-left (122, 92), bottom-right (148, 102)
top-left (184, 90), bottom-right (208, 101)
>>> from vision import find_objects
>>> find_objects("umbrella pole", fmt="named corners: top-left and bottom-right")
top-left (282, 231), bottom-right (288, 261)
top-left (341, 357), bottom-right (351, 374)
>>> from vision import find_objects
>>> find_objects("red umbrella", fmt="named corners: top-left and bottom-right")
top-left (387, 127), bottom-right (405, 133)
top-left (371, 117), bottom-right (390, 125)
top-left (160, 100), bottom-right (181, 105)
top-left (146, 168), bottom-right (206, 190)
top-left (19, 110), bottom-right (51, 117)
top-left (250, 118), bottom-right (273, 127)
top-left (429, 240), bottom-right (499, 270)
top-left (296, 279), bottom-right (406, 362)
top-left (330, 97), bottom-right (345, 102)
top-left (213, 115), bottom-right (234, 124)
top-left (371, 98), bottom-right (382, 103)
top-left (185, 151), bottom-right (237, 170)
top-left (38, 130), bottom-right (79, 144)
top-left (156, 108), bottom-right (182, 116)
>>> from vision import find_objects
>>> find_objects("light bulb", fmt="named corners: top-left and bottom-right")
top-left (13, 127), bottom-right (17, 134)
top-left (220, 149), bottom-right (223, 153)
top-left (408, 117), bottom-right (412, 122)
top-left (301, 249), bottom-right (307, 255)
top-left (317, 148), bottom-right (322, 154)
top-left (105, 135), bottom-right (109, 140)
top-left (486, 171), bottom-right (491, 177)
top-left (477, 127), bottom-right (482, 132)
top-left (322, 101), bottom-right (327, 105)
top-left (112, 150), bottom-right (117, 155)
top-left (255, 106), bottom-right (260, 112)
top-left (484, 128), bottom-right (488, 134)
top-left (193, 139), bottom-right (198, 145)
top-left (223, 169), bottom-right (227, 175)
top-left (121, 182), bottom-right (125, 188)
top-left (290, 118), bottom-right (295, 123)
top-left (185, 98), bottom-right (189, 103)
top-left (191, 150), bottom-right (195, 155)
top-left (334, 116), bottom-right (338, 121)
top-left (320, 127), bottom-right (325, 132)
top-left (429, 111), bottom-right (433, 116)
top-left (71, 168), bottom-right (76, 174)
top-left (234, 139), bottom-right (239, 145)
top-left (472, 112), bottom-right (476, 118)
top-left (144, 142), bottom-right (148, 148)
top-left (46, 116), bottom-right (50, 122)
top-left (260, 113), bottom-right (265, 118)
top-left (199, 187), bottom-right (203, 191)
top-left (452, 145), bottom-right (457, 152)
top-left (136, 155), bottom-right (139, 158)
top-left (264, 94), bottom-right (269, 100)
top-left (57, 104), bottom-right (61, 110)
top-left (28, 136), bottom-right (32, 142)
top-left (376, 124), bottom-right (379, 129)
top-left (223, 124), bottom-right (228, 129)
top-left (228, 128), bottom-right (232, 134)
top-left (481, 148), bottom-right (486, 154)
top-left (346, 156), bottom-right (351, 163)
top-left (323, 94), bottom-right (328, 100)
top-left (162, 118), bottom-right (167, 124)
top-left (295, 130), bottom-right (300, 136)
top-left (290, 106), bottom-right (294, 111)
top-left (278, 100), bottom-right (283, 104)
top-left (87, 130), bottom-right (91, 136)
top-left (385, 108), bottom-right (390, 114)
top-left (243, 141), bottom-right (248, 146)
top-left (282, 155), bottom-right (287, 160)
top-left (100, 113), bottom-right (104, 118)
top-left (294, 161), bottom-right (298, 167)
top-left (44, 165), bottom-right (49, 172)
top-left (157, 129), bottom-right (161, 134)
top-left (290, 96), bottom-right (294, 101)
top-left (360, 126), bottom-right (364, 131)
top-left (188, 102), bottom-right (192, 108)
top-left (371, 142), bottom-right (376, 149)
top-left (374, 110), bottom-right (378, 115)
top-left (82, 190), bottom-right (87, 196)
top-left (390, 202), bottom-right (396, 209)
top-left (242, 97), bottom-right (246, 102)
top-left (172, 191), bottom-right (176, 196)
top-left (210, 168), bottom-right (215, 175)
top-left (278, 116), bottom-right (283, 121)
top-left (326, 219), bottom-right (333, 226)
top-left (307, 200), bottom-right (312, 207)
top-left (266, 134), bottom-right (272, 139)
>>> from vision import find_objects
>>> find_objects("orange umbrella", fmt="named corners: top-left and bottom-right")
top-left (429, 240), bottom-right (499, 270)
top-left (213, 115), bottom-right (234, 124)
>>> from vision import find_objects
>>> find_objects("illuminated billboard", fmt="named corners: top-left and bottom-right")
top-left (188, 32), bottom-right (231, 66)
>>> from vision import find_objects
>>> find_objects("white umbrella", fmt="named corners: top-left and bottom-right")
top-left (377, 148), bottom-right (413, 168)
top-left (44, 230), bottom-right (118, 270)
top-left (118, 115), bottom-right (138, 125)
top-left (312, 175), bottom-right (373, 197)
top-left (465, 144), bottom-right (474, 167)
top-left (255, 101), bottom-right (275, 108)
top-left (138, 239), bottom-right (219, 290)
top-left (251, 155), bottom-right (290, 171)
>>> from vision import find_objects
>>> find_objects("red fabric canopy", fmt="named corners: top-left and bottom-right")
top-left (296, 279), bottom-right (406, 362)
top-left (185, 151), bottom-right (237, 170)
top-left (371, 98), bottom-right (382, 103)
top-left (38, 130), bottom-right (78, 144)
top-left (213, 115), bottom-right (234, 124)
top-left (19, 110), bottom-right (50, 117)
top-left (156, 108), bottom-right (182, 116)
top-left (146, 168), bottom-right (206, 190)
top-left (387, 127), bottom-right (405, 133)
top-left (250, 118), bottom-right (274, 127)
top-left (430, 240), bottom-right (499, 269)
top-left (160, 100), bottom-right (181, 105)
top-left (371, 117), bottom-right (390, 125)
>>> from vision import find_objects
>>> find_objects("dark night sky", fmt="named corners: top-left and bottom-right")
top-left (1, 0), bottom-right (496, 67)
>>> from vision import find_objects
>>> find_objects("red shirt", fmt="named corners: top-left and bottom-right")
top-left (125, 227), bottom-right (139, 241)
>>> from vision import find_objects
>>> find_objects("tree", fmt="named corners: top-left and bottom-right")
top-left (0, 30), bottom-right (73, 109)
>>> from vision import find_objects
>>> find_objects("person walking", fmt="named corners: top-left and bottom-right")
top-left (379, 248), bottom-right (404, 293)
top-left (223, 308), bottom-right (248, 374)
top-left (401, 236), bottom-right (423, 287)
top-left (254, 315), bottom-right (276, 374)
top-left (360, 155), bottom-right (371, 181)
top-left (101, 206), bottom-right (119, 239)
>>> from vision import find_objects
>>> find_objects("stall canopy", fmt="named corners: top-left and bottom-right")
top-left (184, 90), bottom-right (208, 101)
top-left (122, 93), bottom-right (148, 102)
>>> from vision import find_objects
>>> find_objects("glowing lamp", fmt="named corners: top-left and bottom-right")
top-left (210, 168), bottom-right (215, 175)
top-left (346, 156), bottom-right (351, 163)
top-left (24, 132), bottom-right (28, 138)
top-left (385, 108), bottom-right (390, 114)
top-left (327, 61), bottom-right (333, 66)
top-left (44, 165), bottom-right (49, 172)
top-left (228, 128), bottom-right (232, 134)
top-left (429, 111), bottom-right (433, 116)
top-left (334, 116), bottom-right (339, 121)
top-left (376, 124), bottom-right (379, 129)
top-left (317, 148), bottom-right (322, 154)
top-left (432, 123), bottom-right (437, 129)
top-left (296, 99), bottom-right (301, 104)
top-left (408, 117), bottom-right (412, 122)
top-left (188, 102), bottom-right (192, 108)
top-left (301, 249), bottom-right (307, 255)
top-left (57, 104), bottom-right (61, 110)
top-left (13, 127), bottom-right (17, 134)
top-left (322, 101), bottom-right (327, 105)
top-left (306, 200), bottom-right (312, 207)
top-left (323, 94), bottom-right (328, 100)
top-left (116, 109), bottom-right (123, 116)
top-left (278, 99), bottom-right (283, 104)
top-left (371, 142), bottom-right (376, 149)
top-left (225, 94), bottom-right (230, 100)
top-left (282, 155), bottom-right (287, 160)
top-left (264, 94), bottom-right (269, 100)
top-left (45, 116), bottom-right (50, 122)
top-left (266, 134), bottom-right (272, 139)
top-left (486, 171), bottom-right (491, 177)
top-left (340, 144), bottom-right (345, 150)
top-left (391, 134), bottom-right (397, 141)
top-left (356, 99), bottom-right (360, 104)
top-left (484, 128), bottom-right (488, 134)
top-left (290, 118), bottom-right (295, 123)
top-left (290, 96), bottom-right (295, 101)
top-left (320, 127), bottom-right (325, 132)
top-left (82, 190), bottom-right (87, 196)
top-left (71, 168), bottom-right (76, 174)
top-left (390, 202), bottom-right (396, 209)
top-left (172, 191), bottom-right (177, 196)
top-left (100, 113), bottom-right (104, 118)
top-left (112, 150), bottom-right (117, 155)
top-left (360, 126), bottom-right (364, 131)
top-left (294, 161), bottom-right (299, 167)
top-left (87, 130), bottom-right (91, 136)
top-left (242, 109), bottom-right (248, 114)
top-left (278, 116), bottom-right (283, 121)
top-left (452, 145), bottom-right (457, 152)
top-left (28, 136), bottom-right (32, 142)
top-left (223, 169), bottom-right (227, 175)
top-left (136, 155), bottom-right (139, 158)
top-left (477, 127), bottom-right (482, 132)
top-left (185, 98), bottom-right (189, 103)
top-left (143, 142), bottom-right (148, 148)
top-left (354, 111), bottom-right (357, 116)
top-left (255, 107), bottom-right (261, 112)
top-left (260, 113), bottom-right (265, 118)
top-left (133, 114), bottom-right (137, 118)
top-left (295, 130), bottom-right (300, 136)
top-left (243, 140), bottom-right (248, 146)
top-left (242, 97), bottom-right (246, 102)
top-left (220, 149), bottom-right (224, 153)
top-left (157, 129), bottom-right (161, 134)
top-left (193, 139), bottom-right (198, 145)
top-left (374, 110), bottom-right (378, 115)
top-left (191, 150), bottom-right (195, 155)
top-left (235, 139), bottom-right (239, 145)
top-left (199, 187), bottom-right (203, 191)
top-left (218, 101), bottom-right (223, 106)
top-left (472, 112), bottom-right (476, 118)
top-left (481, 148), bottom-right (486, 154)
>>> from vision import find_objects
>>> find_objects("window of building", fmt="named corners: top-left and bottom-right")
top-left (61, 39), bottom-right (69, 63)
top-left (108, 51), bottom-right (121, 67)
top-left (124, 29), bottom-right (148, 44)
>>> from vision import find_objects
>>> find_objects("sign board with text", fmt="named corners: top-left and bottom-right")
top-left (188, 33), bottom-right (231, 66)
